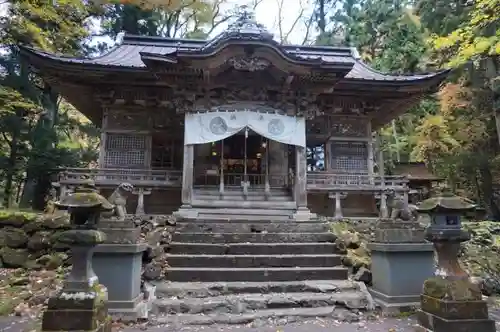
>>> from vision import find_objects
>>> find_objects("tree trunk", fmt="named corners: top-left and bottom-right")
top-left (19, 87), bottom-right (59, 208)
top-left (3, 132), bottom-right (19, 208)
top-left (317, 0), bottom-right (326, 33)
top-left (479, 162), bottom-right (500, 220)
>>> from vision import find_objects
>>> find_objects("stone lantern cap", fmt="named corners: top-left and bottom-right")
top-left (54, 180), bottom-right (114, 211)
top-left (416, 188), bottom-right (476, 213)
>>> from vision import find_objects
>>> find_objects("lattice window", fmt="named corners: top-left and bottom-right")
top-left (330, 141), bottom-right (368, 173)
top-left (104, 134), bottom-right (147, 167)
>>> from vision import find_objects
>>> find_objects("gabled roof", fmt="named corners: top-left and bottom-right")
top-left (392, 162), bottom-right (444, 181)
top-left (21, 35), bottom-right (446, 82)
top-left (19, 9), bottom-right (449, 84)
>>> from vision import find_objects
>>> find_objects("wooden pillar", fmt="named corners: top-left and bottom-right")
top-left (133, 188), bottom-right (151, 215)
top-left (376, 132), bottom-right (388, 217)
top-left (264, 139), bottom-right (270, 198)
top-left (219, 140), bottom-right (224, 197)
top-left (376, 133), bottom-right (385, 178)
top-left (367, 121), bottom-right (374, 178)
top-left (295, 145), bottom-right (308, 209)
top-left (181, 144), bottom-right (194, 207)
top-left (325, 140), bottom-right (332, 170)
top-left (98, 110), bottom-right (108, 168)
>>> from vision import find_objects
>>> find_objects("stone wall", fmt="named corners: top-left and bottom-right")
top-left (0, 211), bottom-right (71, 269)
top-left (0, 211), bottom-right (174, 282)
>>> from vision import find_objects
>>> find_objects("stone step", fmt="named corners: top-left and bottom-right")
top-left (181, 217), bottom-right (324, 223)
top-left (166, 254), bottom-right (343, 268)
top-left (196, 214), bottom-right (292, 221)
top-left (193, 188), bottom-right (290, 196)
top-left (191, 201), bottom-right (297, 210)
top-left (168, 242), bottom-right (341, 255)
top-left (152, 306), bottom-right (360, 326)
top-left (154, 280), bottom-right (359, 299)
top-left (175, 221), bottom-right (329, 233)
top-left (171, 232), bottom-right (336, 243)
top-left (166, 267), bottom-right (348, 282)
top-left (152, 290), bottom-right (368, 315)
top-left (193, 195), bottom-right (293, 202)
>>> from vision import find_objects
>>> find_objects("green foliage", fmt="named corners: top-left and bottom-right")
top-left (431, 0), bottom-right (499, 67)
top-left (0, 0), bottom-right (227, 209)
top-left (0, 0), bottom-right (93, 52)
top-left (100, 0), bottom-right (229, 38)
top-left (0, 0), bottom-right (99, 209)
top-left (310, 0), bottom-right (500, 218)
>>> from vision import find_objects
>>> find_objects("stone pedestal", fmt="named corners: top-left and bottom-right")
top-left (42, 229), bottom-right (111, 332)
top-left (94, 218), bottom-right (148, 321)
top-left (415, 278), bottom-right (496, 332)
top-left (367, 218), bottom-right (434, 311)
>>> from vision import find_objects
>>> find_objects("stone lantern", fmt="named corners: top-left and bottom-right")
top-left (41, 182), bottom-right (113, 332)
top-left (415, 188), bottom-right (496, 332)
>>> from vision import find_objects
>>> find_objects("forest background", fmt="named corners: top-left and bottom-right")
top-left (0, 0), bottom-right (498, 217)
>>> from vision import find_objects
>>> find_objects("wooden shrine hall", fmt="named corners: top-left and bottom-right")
top-left (19, 10), bottom-right (450, 220)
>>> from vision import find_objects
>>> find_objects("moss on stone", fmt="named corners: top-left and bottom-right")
top-left (55, 192), bottom-right (114, 211)
top-left (0, 247), bottom-right (29, 268)
top-left (90, 282), bottom-right (108, 306)
top-left (423, 277), bottom-right (482, 301)
top-left (417, 194), bottom-right (476, 212)
top-left (56, 230), bottom-right (106, 246)
top-left (0, 210), bottom-right (38, 227)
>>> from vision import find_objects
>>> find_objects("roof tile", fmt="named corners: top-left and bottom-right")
top-left (21, 34), bottom-right (447, 82)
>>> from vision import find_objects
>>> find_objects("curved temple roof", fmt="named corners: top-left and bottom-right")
top-left (19, 8), bottom-right (449, 83)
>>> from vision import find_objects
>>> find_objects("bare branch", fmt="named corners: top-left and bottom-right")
top-left (275, 0), bottom-right (285, 43)
top-left (206, 0), bottom-right (234, 36)
top-left (301, 9), bottom-right (315, 45)
top-left (283, 5), bottom-right (305, 43)
top-left (250, 0), bottom-right (264, 10)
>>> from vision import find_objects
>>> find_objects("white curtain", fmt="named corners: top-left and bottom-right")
top-left (184, 111), bottom-right (306, 147)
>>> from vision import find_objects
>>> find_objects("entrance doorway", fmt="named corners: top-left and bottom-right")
top-left (194, 129), bottom-right (269, 187)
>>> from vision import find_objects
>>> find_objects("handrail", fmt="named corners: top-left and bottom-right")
top-left (56, 168), bottom-right (182, 186)
top-left (307, 172), bottom-right (408, 189)
top-left (195, 171), bottom-right (289, 187)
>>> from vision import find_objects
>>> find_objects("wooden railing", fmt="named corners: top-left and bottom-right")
top-left (307, 172), bottom-right (408, 191)
top-left (56, 168), bottom-right (407, 192)
top-left (57, 168), bottom-right (182, 187)
top-left (195, 171), bottom-right (289, 187)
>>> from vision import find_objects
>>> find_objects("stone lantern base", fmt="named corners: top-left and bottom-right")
top-left (415, 277), bottom-right (496, 332)
top-left (41, 289), bottom-right (112, 332)
top-left (93, 217), bottom-right (148, 322)
top-left (368, 218), bottom-right (434, 312)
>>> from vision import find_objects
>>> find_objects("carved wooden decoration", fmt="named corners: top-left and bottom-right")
top-left (227, 56), bottom-right (271, 72)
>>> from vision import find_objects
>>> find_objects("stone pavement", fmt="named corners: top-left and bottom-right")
top-left (2, 315), bottom-right (500, 332)
top-left (121, 317), bottom-right (418, 332)
top-left (1, 316), bottom-right (416, 332)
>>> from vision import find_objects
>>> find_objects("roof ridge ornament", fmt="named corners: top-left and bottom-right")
top-left (228, 5), bottom-right (273, 39)
top-left (202, 5), bottom-right (274, 50)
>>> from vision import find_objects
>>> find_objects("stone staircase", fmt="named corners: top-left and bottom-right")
top-left (188, 187), bottom-right (298, 221)
top-left (151, 218), bottom-right (374, 326)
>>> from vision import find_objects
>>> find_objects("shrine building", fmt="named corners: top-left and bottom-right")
top-left (19, 12), bottom-right (449, 220)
